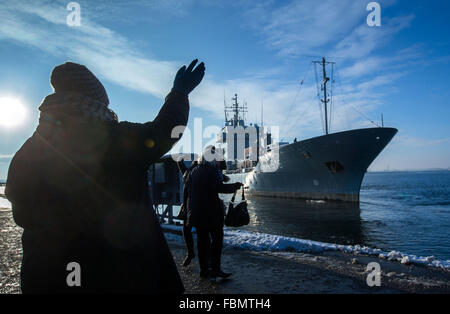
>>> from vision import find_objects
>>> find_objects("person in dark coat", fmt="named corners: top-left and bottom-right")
top-left (176, 158), bottom-right (197, 266)
top-left (184, 146), bottom-right (242, 278)
top-left (176, 156), bottom-right (230, 267)
top-left (5, 59), bottom-right (205, 293)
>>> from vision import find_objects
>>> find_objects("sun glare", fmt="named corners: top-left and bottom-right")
top-left (0, 97), bottom-right (27, 128)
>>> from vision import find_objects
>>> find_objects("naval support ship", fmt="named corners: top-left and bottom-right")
top-left (217, 58), bottom-right (397, 202)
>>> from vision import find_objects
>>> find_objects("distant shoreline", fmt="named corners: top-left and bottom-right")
top-left (367, 168), bottom-right (450, 173)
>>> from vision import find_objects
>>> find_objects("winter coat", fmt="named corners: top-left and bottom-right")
top-left (176, 160), bottom-right (197, 221)
top-left (184, 162), bottom-right (238, 228)
top-left (5, 91), bottom-right (188, 294)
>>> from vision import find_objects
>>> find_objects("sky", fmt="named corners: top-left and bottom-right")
top-left (0, 0), bottom-right (449, 179)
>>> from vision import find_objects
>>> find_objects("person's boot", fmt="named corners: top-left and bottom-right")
top-left (210, 270), bottom-right (232, 278)
top-left (182, 253), bottom-right (195, 267)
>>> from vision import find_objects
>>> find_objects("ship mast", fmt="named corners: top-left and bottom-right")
top-left (313, 57), bottom-right (335, 135)
top-left (232, 94), bottom-right (239, 123)
top-left (225, 93), bottom-right (247, 126)
top-left (322, 58), bottom-right (329, 135)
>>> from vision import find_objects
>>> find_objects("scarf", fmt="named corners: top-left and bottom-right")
top-left (39, 92), bottom-right (118, 122)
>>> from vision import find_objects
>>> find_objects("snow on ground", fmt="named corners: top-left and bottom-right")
top-left (163, 224), bottom-right (450, 270)
top-left (0, 186), bottom-right (11, 209)
top-left (0, 198), bottom-right (10, 209)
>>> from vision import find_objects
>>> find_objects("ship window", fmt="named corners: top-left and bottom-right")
top-left (303, 151), bottom-right (311, 158)
top-left (325, 161), bottom-right (344, 174)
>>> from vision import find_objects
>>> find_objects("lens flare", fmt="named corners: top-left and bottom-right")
top-left (0, 97), bottom-right (27, 128)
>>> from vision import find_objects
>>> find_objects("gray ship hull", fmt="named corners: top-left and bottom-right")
top-left (227, 127), bottom-right (398, 202)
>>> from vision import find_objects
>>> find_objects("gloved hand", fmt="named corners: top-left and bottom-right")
top-left (172, 59), bottom-right (205, 96)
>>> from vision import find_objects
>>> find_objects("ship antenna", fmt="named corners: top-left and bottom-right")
top-left (224, 90), bottom-right (227, 123)
top-left (233, 94), bottom-right (238, 123)
top-left (261, 99), bottom-right (264, 126)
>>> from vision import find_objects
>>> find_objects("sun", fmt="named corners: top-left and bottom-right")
top-left (0, 97), bottom-right (27, 128)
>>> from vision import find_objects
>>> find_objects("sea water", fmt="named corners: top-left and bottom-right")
top-left (235, 170), bottom-right (450, 260)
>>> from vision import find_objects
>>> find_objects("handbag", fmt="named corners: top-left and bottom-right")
top-left (225, 188), bottom-right (249, 227)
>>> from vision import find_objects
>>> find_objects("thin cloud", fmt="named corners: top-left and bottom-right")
top-left (0, 0), bottom-right (413, 142)
top-left (393, 135), bottom-right (450, 148)
top-left (0, 154), bottom-right (14, 162)
top-left (0, 1), bottom-right (180, 98)
top-left (241, 0), bottom-right (365, 58)
top-left (334, 14), bottom-right (415, 59)
top-left (339, 45), bottom-right (424, 80)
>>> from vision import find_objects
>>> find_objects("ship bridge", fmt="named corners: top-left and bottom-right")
top-left (217, 94), bottom-right (272, 169)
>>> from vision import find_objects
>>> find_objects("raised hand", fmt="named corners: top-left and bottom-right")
top-left (172, 59), bottom-right (205, 96)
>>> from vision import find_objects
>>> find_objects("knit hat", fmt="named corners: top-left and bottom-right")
top-left (50, 62), bottom-right (109, 105)
top-left (39, 62), bottom-right (117, 122)
top-left (200, 145), bottom-right (224, 164)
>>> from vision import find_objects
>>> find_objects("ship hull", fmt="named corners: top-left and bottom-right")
top-left (227, 127), bottom-right (398, 202)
